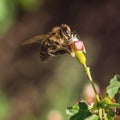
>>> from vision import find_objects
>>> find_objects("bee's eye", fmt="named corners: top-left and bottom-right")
top-left (62, 29), bottom-right (71, 37)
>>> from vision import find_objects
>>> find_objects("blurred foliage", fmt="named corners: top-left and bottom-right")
top-left (0, 0), bottom-right (16, 36)
top-left (0, 0), bottom-right (43, 37)
top-left (0, 88), bottom-right (10, 120)
top-left (17, 0), bottom-right (43, 11)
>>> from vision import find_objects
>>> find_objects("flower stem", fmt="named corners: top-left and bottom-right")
top-left (83, 64), bottom-right (103, 119)
top-left (75, 50), bottom-right (100, 101)
top-left (83, 64), bottom-right (100, 102)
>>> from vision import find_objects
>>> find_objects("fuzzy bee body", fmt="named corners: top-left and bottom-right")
top-left (22, 24), bottom-right (75, 60)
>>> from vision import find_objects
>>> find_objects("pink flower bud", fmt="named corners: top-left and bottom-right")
top-left (74, 40), bottom-right (84, 51)
top-left (68, 40), bottom-right (85, 52)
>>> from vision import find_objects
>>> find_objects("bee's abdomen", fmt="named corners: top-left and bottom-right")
top-left (40, 50), bottom-right (50, 61)
top-left (39, 39), bottom-right (51, 61)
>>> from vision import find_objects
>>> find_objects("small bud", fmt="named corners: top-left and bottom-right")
top-left (75, 51), bottom-right (86, 65)
top-left (68, 40), bottom-right (86, 53)
top-left (68, 40), bottom-right (86, 65)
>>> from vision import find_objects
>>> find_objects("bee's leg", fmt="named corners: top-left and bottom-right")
top-left (48, 52), bottom-right (56, 56)
top-left (47, 48), bottom-right (57, 56)
top-left (54, 46), bottom-right (67, 54)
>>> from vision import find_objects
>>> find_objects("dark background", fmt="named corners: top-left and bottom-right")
top-left (0, 0), bottom-right (120, 120)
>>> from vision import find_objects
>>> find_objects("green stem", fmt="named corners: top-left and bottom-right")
top-left (103, 109), bottom-right (108, 120)
top-left (83, 64), bottom-right (100, 102)
top-left (83, 64), bottom-right (103, 119)
top-left (99, 108), bottom-right (103, 120)
top-left (75, 50), bottom-right (103, 118)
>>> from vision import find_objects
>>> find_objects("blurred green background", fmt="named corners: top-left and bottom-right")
top-left (0, 0), bottom-right (120, 120)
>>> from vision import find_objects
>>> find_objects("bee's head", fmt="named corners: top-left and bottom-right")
top-left (61, 24), bottom-right (80, 42)
top-left (61, 24), bottom-right (71, 33)
top-left (69, 31), bottom-right (80, 43)
top-left (60, 24), bottom-right (71, 39)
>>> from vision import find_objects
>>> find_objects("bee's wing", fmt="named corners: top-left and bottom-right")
top-left (22, 34), bottom-right (51, 45)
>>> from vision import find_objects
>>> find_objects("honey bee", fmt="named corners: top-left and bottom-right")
top-left (22, 24), bottom-right (77, 60)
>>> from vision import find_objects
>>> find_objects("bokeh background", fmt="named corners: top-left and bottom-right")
top-left (0, 0), bottom-right (120, 120)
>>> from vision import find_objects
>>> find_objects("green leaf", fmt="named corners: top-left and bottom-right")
top-left (85, 114), bottom-right (99, 120)
top-left (107, 103), bottom-right (120, 108)
top-left (66, 103), bottom-right (79, 115)
top-left (114, 92), bottom-right (120, 104)
top-left (70, 102), bottom-right (92, 120)
top-left (105, 107), bottom-right (114, 117)
top-left (106, 75), bottom-right (120, 98)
